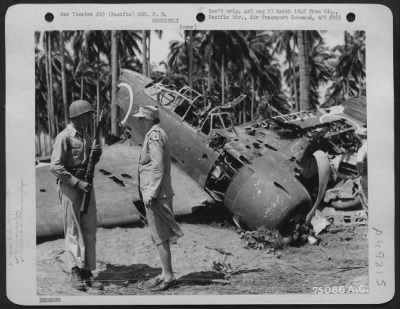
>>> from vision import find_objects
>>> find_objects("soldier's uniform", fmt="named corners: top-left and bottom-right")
top-left (138, 122), bottom-right (183, 245)
top-left (50, 124), bottom-right (97, 271)
top-left (50, 100), bottom-right (101, 283)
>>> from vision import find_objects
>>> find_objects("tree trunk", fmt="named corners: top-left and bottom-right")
top-left (44, 33), bottom-right (52, 139)
top-left (60, 31), bottom-right (69, 126)
top-left (36, 111), bottom-right (41, 156)
top-left (111, 30), bottom-right (119, 136)
top-left (251, 76), bottom-right (255, 121)
top-left (297, 31), bottom-right (312, 111)
top-left (188, 31), bottom-right (193, 88)
top-left (256, 76), bottom-right (261, 119)
top-left (96, 80), bottom-right (100, 125)
top-left (142, 30), bottom-right (148, 77)
top-left (55, 114), bottom-right (59, 135)
top-left (96, 51), bottom-right (101, 123)
top-left (207, 61), bottom-right (211, 92)
top-left (287, 53), bottom-right (294, 112)
top-left (289, 39), bottom-right (299, 112)
top-left (225, 74), bottom-right (229, 102)
top-left (290, 58), bottom-right (299, 113)
top-left (221, 53), bottom-right (224, 105)
top-left (242, 100), bottom-right (246, 123)
top-left (146, 30), bottom-right (151, 76)
top-left (201, 79), bottom-right (206, 106)
top-left (47, 32), bottom-right (56, 138)
top-left (43, 132), bottom-right (48, 156)
top-left (80, 77), bottom-right (84, 99)
top-left (93, 53), bottom-right (99, 138)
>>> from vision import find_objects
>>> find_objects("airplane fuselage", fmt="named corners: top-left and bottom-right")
top-left (115, 70), bottom-right (313, 230)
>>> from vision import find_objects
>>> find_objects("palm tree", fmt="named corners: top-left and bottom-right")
top-left (309, 42), bottom-right (334, 107)
top-left (272, 31), bottom-right (298, 112)
top-left (168, 30), bottom-right (285, 120)
top-left (142, 30), bottom-right (149, 76)
top-left (70, 30), bottom-right (142, 136)
top-left (201, 31), bottom-right (260, 105)
top-left (35, 30), bottom-right (144, 149)
top-left (117, 31), bottom-right (142, 71)
top-left (60, 31), bottom-right (68, 125)
top-left (327, 31), bottom-right (366, 102)
top-left (36, 31), bottom-right (74, 144)
top-left (168, 31), bottom-right (204, 91)
top-left (297, 31), bottom-right (325, 111)
top-left (246, 31), bottom-right (287, 118)
top-left (141, 30), bottom-right (163, 77)
top-left (188, 30), bottom-right (193, 88)
top-left (72, 31), bottom-right (109, 100)
top-left (35, 34), bottom-right (49, 135)
top-left (44, 31), bottom-right (57, 137)
top-left (111, 30), bottom-right (119, 135)
top-left (297, 31), bottom-right (312, 111)
top-left (274, 31), bottom-right (324, 111)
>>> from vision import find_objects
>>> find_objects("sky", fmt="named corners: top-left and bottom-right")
top-left (150, 30), bottom-right (183, 65)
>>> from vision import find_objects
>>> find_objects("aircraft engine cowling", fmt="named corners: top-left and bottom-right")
top-left (224, 156), bottom-right (312, 230)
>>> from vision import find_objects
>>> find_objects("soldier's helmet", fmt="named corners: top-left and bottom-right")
top-left (69, 100), bottom-right (96, 118)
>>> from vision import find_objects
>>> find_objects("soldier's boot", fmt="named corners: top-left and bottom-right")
top-left (81, 269), bottom-right (104, 290)
top-left (71, 267), bottom-right (86, 291)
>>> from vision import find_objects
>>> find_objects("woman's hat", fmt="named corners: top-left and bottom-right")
top-left (133, 105), bottom-right (159, 121)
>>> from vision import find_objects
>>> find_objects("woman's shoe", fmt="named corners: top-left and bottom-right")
top-left (138, 276), bottom-right (163, 290)
top-left (150, 278), bottom-right (177, 291)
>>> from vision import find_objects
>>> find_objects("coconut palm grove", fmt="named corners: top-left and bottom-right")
top-left (35, 30), bottom-right (365, 156)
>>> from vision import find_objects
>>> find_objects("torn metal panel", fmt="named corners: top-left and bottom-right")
top-left (324, 178), bottom-right (363, 210)
top-left (305, 151), bottom-right (331, 225)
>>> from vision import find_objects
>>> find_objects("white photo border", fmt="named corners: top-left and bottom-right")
top-left (5, 3), bottom-right (395, 305)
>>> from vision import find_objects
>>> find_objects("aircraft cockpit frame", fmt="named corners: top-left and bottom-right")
top-left (199, 108), bottom-right (236, 136)
top-left (144, 82), bottom-right (238, 138)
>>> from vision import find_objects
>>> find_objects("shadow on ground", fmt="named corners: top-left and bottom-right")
top-left (177, 203), bottom-right (235, 227)
top-left (125, 201), bottom-right (236, 229)
top-left (96, 263), bottom-right (161, 286)
top-left (176, 271), bottom-right (228, 287)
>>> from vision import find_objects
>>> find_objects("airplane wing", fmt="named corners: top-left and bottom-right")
top-left (36, 141), bottom-right (212, 238)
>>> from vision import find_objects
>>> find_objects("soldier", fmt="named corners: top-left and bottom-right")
top-left (50, 100), bottom-right (103, 291)
top-left (134, 105), bottom-right (184, 291)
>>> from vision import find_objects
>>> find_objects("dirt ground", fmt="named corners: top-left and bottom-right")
top-left (37, 207), bottom-right (368, 296)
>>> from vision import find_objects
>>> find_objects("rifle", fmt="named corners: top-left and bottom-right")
top-left (80, 108), bottom-right (105, 214)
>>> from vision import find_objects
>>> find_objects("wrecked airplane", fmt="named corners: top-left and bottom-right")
top-left (36, 70), bottom-right (366, 238)
top-left (115, 70), bottom-right (367, 231)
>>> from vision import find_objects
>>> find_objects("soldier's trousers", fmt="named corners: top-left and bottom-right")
top-left (58, 181), bottom-right (97, 271)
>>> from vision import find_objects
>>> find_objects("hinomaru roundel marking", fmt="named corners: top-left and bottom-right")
top-left (118, 82), bottom-right (133, 126)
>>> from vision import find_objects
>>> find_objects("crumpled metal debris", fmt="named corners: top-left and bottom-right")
top-left (239, 227), bottom-right (285, 250)
top-left (307, 235), bottom-right (319, 245)
top-left (320, 207), bottom-right (367, 228)
top-left (310, 210), bottom-right (331, 235)
top-left (324, 177), bottom-right (363, 210)
top-left (305, 150), bottom-right (331, 225)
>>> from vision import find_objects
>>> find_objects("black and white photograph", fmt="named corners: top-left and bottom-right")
top-left (34, 28), bottom-right (370, 295)
top-left (5, 3), bottom-right (395, 305)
